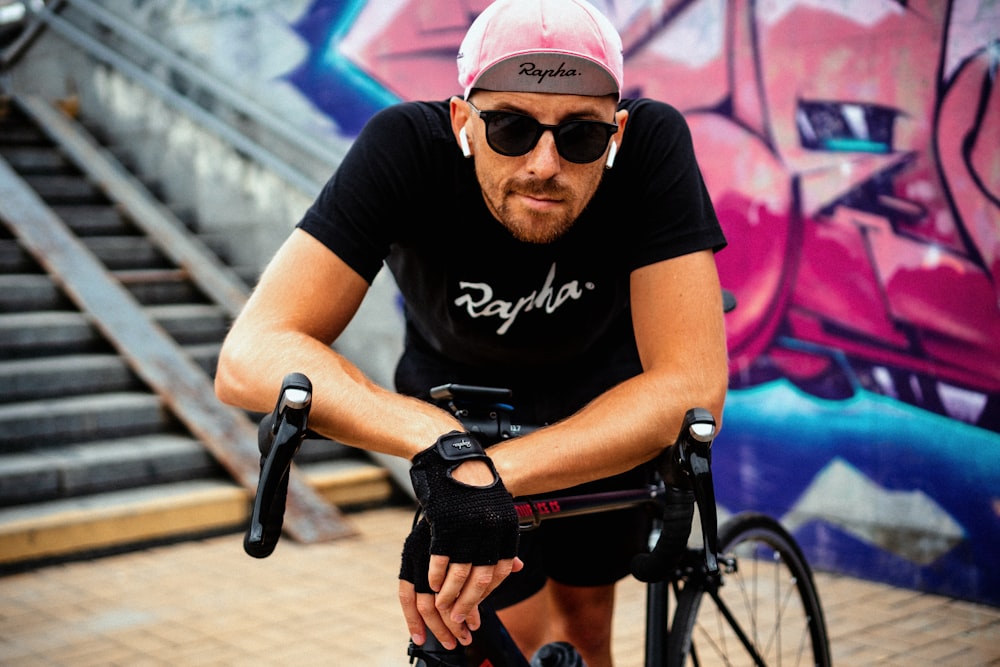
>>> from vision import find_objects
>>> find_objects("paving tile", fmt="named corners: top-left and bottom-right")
top-left (0, 506), bottom-right (997, 666)
top-left (109, 630), bottom-right (174, 657)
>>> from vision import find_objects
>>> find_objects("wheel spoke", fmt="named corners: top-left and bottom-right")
top-left (667, 513), bottom-right (831, 667)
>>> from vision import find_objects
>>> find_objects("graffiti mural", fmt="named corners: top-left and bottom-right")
top-left (662, 0), bottom-right (1000, 606)
top-left (163, 0), bottom-right (1000, 604)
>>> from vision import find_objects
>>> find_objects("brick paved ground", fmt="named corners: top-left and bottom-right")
top-left (1, 506), bottom-right (998, 666)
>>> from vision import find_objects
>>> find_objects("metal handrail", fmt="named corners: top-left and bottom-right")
top-left (1, 2), bottom-right (55, 70)
top-left (26, 0), bottom-right (347, 196)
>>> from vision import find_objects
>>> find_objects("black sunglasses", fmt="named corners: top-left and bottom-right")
top-left (466, 101), bottom-right (618, 164)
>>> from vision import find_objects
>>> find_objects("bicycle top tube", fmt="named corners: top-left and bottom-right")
top-left (513, 484), bottom-right (664, 530)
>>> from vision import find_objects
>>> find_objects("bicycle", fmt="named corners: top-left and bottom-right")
top-left (245, 374), bottom-right (832, 667)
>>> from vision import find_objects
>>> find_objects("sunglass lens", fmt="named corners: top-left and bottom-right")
top-left (487, 113), bottom-right (540, 156)
top-left (557, 122), bottom-right (610, 163)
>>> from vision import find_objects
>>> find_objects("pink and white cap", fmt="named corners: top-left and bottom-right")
top-left (457, 0), bottom-right (623, 100)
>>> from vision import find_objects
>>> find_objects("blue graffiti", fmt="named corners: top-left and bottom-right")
top-left (285, 0), bottom-right (399, 136)
top-left (719, 380), bottom-right (1000, 605)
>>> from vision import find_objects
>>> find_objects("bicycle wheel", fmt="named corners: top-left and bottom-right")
top-left (668, 512), bottom-right (831, 666)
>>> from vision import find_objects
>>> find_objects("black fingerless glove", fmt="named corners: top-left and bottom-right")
top-left (399, 517), bottom-right (433, 593)
top-left (400, 431), bottom-right (519, 591)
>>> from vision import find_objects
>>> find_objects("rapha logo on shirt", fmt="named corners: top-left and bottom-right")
top-left (453, 262), bottom-right (595, 335)
top-left (518, 61), bottom-right (583, 85)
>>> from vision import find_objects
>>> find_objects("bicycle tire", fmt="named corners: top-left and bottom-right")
top-left (667, 512), bottom-right (831, 666)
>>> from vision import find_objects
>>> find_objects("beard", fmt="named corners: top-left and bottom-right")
top-left (482, 175), bottom-right (583, 244)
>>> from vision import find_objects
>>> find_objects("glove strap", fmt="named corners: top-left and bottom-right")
top-left (434, 431), bottom-right (487, 462)
top-left (410, 431), bottom-right (500, 508)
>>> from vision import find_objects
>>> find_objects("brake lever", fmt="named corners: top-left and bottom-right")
top-left (243, 373), bottom-right (312, 558)
top-left (674, 407), bottom-right (719, 573)
top-left (630, 408), bottom-right (718, 582)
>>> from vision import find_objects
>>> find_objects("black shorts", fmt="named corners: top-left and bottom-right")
top-left (394, 321), bottom-right (652, 608)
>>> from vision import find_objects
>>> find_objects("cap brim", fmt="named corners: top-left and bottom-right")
top-left (469, 52), bottom-right (619, 98)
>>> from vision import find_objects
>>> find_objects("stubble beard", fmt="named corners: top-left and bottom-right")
top-left (482, 176), bottom-right (583, 244)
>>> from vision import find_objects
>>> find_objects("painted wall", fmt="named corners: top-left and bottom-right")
top-left (151, 0), bottom-right (1000, 605)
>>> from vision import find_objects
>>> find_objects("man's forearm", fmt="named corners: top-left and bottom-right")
top-left (215, 329), bottom-right (461, 460)
top-left (488, 367), bottom-right (727, 497)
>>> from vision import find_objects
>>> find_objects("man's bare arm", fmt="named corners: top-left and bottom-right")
top-left (214, 228), bottom-right (462, 455)
top-left (488, 248), bottom-right (729, 497)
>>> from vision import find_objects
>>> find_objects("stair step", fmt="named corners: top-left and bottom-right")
top-left (0, 239), bottom-right (39, 273)
top-left (50, 204), bottom-right (133, 235)
top-left (81, 236), bottom-right (171, 269)
top-left (0, 304), bottom-right (227, 356)
top-left (0, 391), bottom-right (172, 450)
top-left (0, 480), bottom-right (251, 566)
top-left (19, 174), bottom-right (105, 204)
top-left (0, 271), bottom-right (204, 311)
top-left (0, 459), bottom-right (395, 566)
top-left (0, 354), bottom-right (139, 402)
top-left (0, 237), bottom-right (172, 272)
top-left (0, 434), bottom-right (221, 506)
top-left (0, 120), bottom-right (46, 145)
top-left (116, 269), bottom-right (205, 305)
top-left (183, 342), bottom-right (221, 376)
top-left (308, 459), bottom-right (398, 508)
top-left (0, 146), bottom-right (73, 173)
top-left (0, 310), bottom-right (106, 356)
top-left (146, 303), bottom-right (230, 344)
top-left (295, 437), bottom-right (352, 464)
top-left (0, 273), bottom-right (71, 311)
top-left (0, 347), bottom-right (220, 404)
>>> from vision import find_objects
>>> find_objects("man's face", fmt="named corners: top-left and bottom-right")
top-left (453, 91), bottom-right (626, 244)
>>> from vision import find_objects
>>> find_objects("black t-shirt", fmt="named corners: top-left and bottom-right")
top-left (299, 98), bottom-right (725, 401)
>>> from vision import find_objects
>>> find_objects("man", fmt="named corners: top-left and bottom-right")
top-left (215, 0), bottom-right (728, 664)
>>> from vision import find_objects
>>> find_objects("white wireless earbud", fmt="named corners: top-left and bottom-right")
top-left (460, 127), bottom-right (472, 158)
top-left (605, 141), bottom-right (618, 169)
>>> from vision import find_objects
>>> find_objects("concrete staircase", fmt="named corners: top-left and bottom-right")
top-left (0, 96), bottom-right (395, 568)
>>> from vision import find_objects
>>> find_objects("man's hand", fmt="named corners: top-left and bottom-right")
top-left (399, 545), bottom-right (523, 648)
top-left (398, 432), bottom-right (520, 648)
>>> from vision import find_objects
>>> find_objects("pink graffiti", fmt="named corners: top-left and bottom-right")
top-left (694, 0), bottom-right (1000, 400)
top-left (338, 0), bottom-right (1000, 416)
